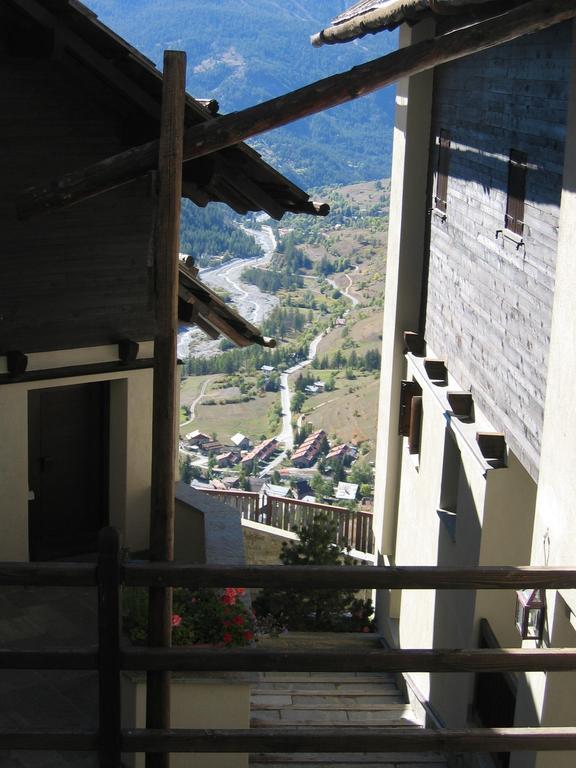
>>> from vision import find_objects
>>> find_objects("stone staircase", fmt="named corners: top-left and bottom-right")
top-left (249, 671), bottom-right (447, 768)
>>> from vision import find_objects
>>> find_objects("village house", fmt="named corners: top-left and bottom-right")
top-left (240, 436), bottom-right (279, 468)
top-left (313, 1), bottom-right (576, 766)
top-left (326, 442), bottom-right (358, 466)
top-left (185, 430), bottom-right (212, 448)
top-left (291, 429), bottom-right (328, 468)
top-left (231, 432), bottom-right (252, 451)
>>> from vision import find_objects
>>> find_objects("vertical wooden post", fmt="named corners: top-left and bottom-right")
top-left (97, 527), bottom-right (122, 768)
top-left (146, 50), bottom-right (187, 768)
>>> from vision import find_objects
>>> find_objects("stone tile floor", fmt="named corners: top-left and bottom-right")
top-left (0, 586), bottom-right (98, 767)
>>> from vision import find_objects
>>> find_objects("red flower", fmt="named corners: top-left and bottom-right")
top-left (235, 587), bottom-right (246, 596)
top-left (222, 588), bottom-right (237, 605)
top-left (223, 632), bottom-right (233, 645)
top-left (171, 614), bottom-right (182, 627)
top-left (243, 630), bottom-right (254, 642)
top-left (233, 615), bottom-right (244, 626)
top-left (223, 620), bottom-right (231, 628)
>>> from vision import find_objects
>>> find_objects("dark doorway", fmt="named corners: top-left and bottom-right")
top-left (28, 382), bottom-right (109, 561)
top-left (473, 619), bottom-right (517, 768)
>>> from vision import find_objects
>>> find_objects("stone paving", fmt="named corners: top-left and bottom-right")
top-left (249, 671), bottom-right (448, 768)
top-left (0, 586), bottom-right (98, 768)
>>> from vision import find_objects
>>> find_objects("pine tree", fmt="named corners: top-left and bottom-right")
top-left (253, 516), bottom-right (356, 631)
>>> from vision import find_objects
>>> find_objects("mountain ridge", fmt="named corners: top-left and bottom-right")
top-left (83, 0), bottom-right (397, 187)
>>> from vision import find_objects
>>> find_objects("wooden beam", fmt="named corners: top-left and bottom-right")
top-left (124, 563), bottom-right (576, 590)
top-left (146, 50), bottom-right (186, 768)
top-left (97, 527), bottom-right (122, 767)
top-left (123, 647), bottom-right (576, 674)
top-left (123, 727), bottom-right (576, 754)
top-left (0, 562), bottom-right (96, 586)
top-left (0, 649), bottom-right (97, 670)
top-left (17, 0), bottom-right (576, 218)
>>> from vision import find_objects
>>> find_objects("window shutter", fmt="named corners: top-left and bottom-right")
top-left (398, 380), bottom-right (417, 437)
top-left (408, 395), bottom-right (423, 455)
top-left (505, 149), bottom-right (527, 236)
top-left (434, 130), bottom-right (451, 213)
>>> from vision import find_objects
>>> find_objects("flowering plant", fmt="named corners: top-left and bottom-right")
top-left (124, 586), bottom-right (256, 647)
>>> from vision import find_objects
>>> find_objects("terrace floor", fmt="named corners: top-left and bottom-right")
top-left (0, 585), bottom-right (98, 767)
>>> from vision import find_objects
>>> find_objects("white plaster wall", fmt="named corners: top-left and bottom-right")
top-left (394, 362), bottom-right (488, 724)
top-left (0, 345), bottom-right (153, 559)
top-left (124, 674), bottom-right (251, 768)
top-left (372, 20), bottom-right (435, 559)
top-left (511, 21), bottom-right (576, 768)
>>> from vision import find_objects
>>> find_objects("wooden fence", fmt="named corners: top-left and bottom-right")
top-left (2, 527), bottom-right (576, 765)
top-left (201, 489), bottom-right (374, 553)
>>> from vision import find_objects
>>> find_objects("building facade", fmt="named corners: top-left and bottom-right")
top-left (369, 10), bottom-right (576, 768)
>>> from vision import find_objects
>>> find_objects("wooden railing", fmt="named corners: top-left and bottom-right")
top-left (2, 528), bottom-right (576, 764)
top-left (201, 489), bottom-right (375, 553)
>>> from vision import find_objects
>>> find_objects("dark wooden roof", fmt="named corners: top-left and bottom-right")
top-left (311, 0), bottom-right (518, 46)
top-left (6, 0), bottom-right (317, 220)
top-left (177, 261), bottom-right (276, 349)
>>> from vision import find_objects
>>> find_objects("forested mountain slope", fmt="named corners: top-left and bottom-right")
top-left (84, 0), bottom-right (397, 187)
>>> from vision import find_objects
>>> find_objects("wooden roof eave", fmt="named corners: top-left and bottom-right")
top-left (311, 0), bottom-right (430, 46)
top-left (8, 0), bottom-right (315, 219)
top-left (178, 263), bottom-right (276, 350)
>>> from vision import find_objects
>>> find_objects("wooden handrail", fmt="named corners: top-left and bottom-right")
top-left (123, 563), bottom-right (576, 590)
top-left (1, 534), bottom-right (576, 762)
top-left (122, 647), bottom-right (576, 673)
top-left (122, 727), bottom-right (576, 754)
top-left (1, 727), bottom-right (575, 754)
top-left (0, 562), bottom-right (96, 586)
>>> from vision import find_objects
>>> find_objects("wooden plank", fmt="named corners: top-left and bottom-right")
top-left (0, 358), bottom-right (154, 387)
top-left (0, 649), bottom-right (97, 670)
top-left (146, 50), bottom-right (186, 768)
top-left (11, 0), bottom-right (162, 119)
top-left (0, 731), bottom-right (99, 751)
top-left (97, 528), bottom-right (122, 768)
top-left (0, 562), bottom-right (96, 586)
top-left (16, 0), bottom-right (576, 217)
top-left (124, 563), bottom-right (576, 590)
top-left (122, 727), bottom-right (576, 753)
top-left (123, 647), bottom-right (576, 674)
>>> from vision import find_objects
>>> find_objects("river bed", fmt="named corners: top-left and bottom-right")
top-left (177, 224), bottom-right (278, 359)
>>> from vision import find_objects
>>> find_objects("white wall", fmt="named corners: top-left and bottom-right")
top-left (373, 19), bottom-right (435, 559)
top-left (0, 344), bottom-right (153, 559)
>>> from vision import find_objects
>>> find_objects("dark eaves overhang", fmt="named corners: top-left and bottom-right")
top-left (311, 0), bottom-right (513, 46)
top-left (8, 0), bottom-right (326, 221)
top-left (177, 261), bottom-right (276, 349)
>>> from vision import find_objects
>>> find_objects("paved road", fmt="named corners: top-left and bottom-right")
top-left (260, 330), bottom-right (326, 477)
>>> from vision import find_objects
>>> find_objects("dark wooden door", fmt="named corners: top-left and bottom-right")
top-left (28, 382), bottom-right (109, 561)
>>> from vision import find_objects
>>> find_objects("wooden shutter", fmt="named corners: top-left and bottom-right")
top-left (505, 149), bottom-right (527, 236)
top-left (398, 380), bottom-right (417, 436)
top-left (408, 396), bottom-right (423, 455)
top-left (434, 130), bottom-right (451, 213)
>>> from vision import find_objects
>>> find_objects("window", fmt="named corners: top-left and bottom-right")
top-left (434, 129), bottom-right (451, 213)
top-left (505, 149), bottom-right (527, 236)
top-left (398, 379), bottom-right (423, 458)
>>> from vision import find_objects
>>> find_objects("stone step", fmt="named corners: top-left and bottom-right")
top-left (253, 702), bottom-right (412, 711)
top-left (252, 683), bottom-right (401, 699)
top-left (252, 692), bottom-right (404, 703)
top-left (256, 673), bottom-right (397, 683)
top-left (251, 708), bottom-right (418, 724)
top-left (251, 718), bottom-right (421, 728)
top-left (249, 752), bottom-right (447, 765)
